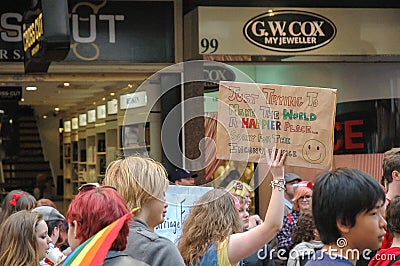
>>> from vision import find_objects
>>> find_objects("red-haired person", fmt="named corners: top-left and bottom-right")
top-left (277, 183), bottom-right (313, 257)
top-left (65, 184), bottom-right (149, 266)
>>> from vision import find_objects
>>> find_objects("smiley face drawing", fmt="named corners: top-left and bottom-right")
top-left (302, 139), bottom-right (326, 164)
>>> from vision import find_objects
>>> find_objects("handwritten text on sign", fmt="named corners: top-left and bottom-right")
top-left (216, 81), bottom-right (337, 169)
top-left (155, 185), bottom-right (212, 244)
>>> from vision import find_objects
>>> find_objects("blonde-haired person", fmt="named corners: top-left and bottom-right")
top-left (227, 180), bottom-right (263, 228)
top-left (178, 149), bottom-right (287, 266)
top-left (233, 190), bottom-right (276, 266)
top-left (104, 155), bottom-right (185, 266)
top-left (0, 210), bottom-right (51, 266)
top-left (226, 179), bottom-right (254, 205)
top-left (277, 183), bottom-right (313, 257)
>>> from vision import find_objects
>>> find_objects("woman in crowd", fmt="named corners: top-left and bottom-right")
top-left (0, 210), bottom-right (51, 266)
top-left (226, 179), bottom-right (254, 206)
top-left (0, 189), bottom-right (37, 225)
top-left (277, 184), bottom-right (313, 254)
top-left (177, 149), bottom-right (286, 266)
top-left (104, 155), bottom-right (185, 266)
top-left (65, 184), bottom-right (147, 265)
top-left (287, 212), bottom-right (322, 266)
top-left (237, 195), bottom-right (250, 231)
top-left (233, 187), bottom-right (276, 266)
top-left (32, 206), bottom-right (66, 265)
top-left (36, 198), bottom-right (57, 208)
top-left (227, 180), bottom-right (262, 228)
top-left (36, 198), bottom-right (68, 250)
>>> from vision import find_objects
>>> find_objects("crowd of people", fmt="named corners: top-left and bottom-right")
top-left (0, 147), bottom-right (400, 265)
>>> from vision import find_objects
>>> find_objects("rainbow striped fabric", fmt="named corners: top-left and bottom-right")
top-left (61, 212), bottom-right (131, 266)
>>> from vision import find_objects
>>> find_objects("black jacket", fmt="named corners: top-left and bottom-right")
top-left (242, 244), bottom-right (276, 266)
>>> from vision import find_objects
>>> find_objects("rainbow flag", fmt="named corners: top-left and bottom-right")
top-left (62, 212), bottom-right (132, 266)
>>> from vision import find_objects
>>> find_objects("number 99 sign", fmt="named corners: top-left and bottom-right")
top-left (200, 38), bottom-right (219, 54)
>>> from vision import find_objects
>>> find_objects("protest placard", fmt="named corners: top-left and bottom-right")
top-left (216, 81), bottom-right (337, 169)
top-left (155, 185), bottom-right (212, 244)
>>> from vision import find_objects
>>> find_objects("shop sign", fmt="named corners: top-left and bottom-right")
top-left (334, 119), bottom-right (365, 152)
top-left (243, 10), bottom-right (336, 52)
top-left (188, 7), bottom-right (400, 58)
top-left (0, 9), bottom-right (24, 61)
top-left (0, 1), bottom-right (174, 63)
top-left (120, 91), bottom-right (147, 110)
top-left (66, 0), bottom-right (174, 63)
top-left (22, 0), bottom-right (70, 73)
top-left (203, 64), bottom-right (236, 92)
top-left (333, 99), bottom-right (390, 155)
top-left (0, 86), bottom-right (22, 100)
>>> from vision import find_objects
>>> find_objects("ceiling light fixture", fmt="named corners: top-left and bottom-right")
top-left (110, 92), bottom-right (115, 96)
top-left (63, 82), bottom-right (70, 87)
top-left (102, 97), bottom-right (106, 101)
top-left (26, 86), bottom-right (37, 91)
top-left (54, 107), bottom-right (60, 112)
top-left (21, 98), bottom-right (25, 102)
top-left (43, 115), bottom-right (48, 119)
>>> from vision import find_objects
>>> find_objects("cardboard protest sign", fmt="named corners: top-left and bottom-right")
top-left (155, 185), bottom-right (212, 244)
top-left (216, 81), bottom-right (337, 169)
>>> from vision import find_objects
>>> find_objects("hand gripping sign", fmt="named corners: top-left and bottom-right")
top-left (216, 81), bottom-right (337, 169)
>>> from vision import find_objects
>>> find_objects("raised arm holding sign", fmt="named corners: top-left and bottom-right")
top-left (178, 149), bottom-right (287, 266)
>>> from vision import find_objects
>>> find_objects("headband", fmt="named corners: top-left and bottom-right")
top-left (228, 192), bottom-right (241, 211)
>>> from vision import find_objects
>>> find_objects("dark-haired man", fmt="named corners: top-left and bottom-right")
top-left (305, 168), bottom-right (386, 265)
top-left (169, 168), bottom-right (198, 186)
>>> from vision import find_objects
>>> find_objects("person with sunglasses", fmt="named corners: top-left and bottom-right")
top-left (277, 184), bottom-right (313, 261)
top-left (64, 184), bottom-right (148, 265)
top-left (104, 156), bottom-right (185, 266)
